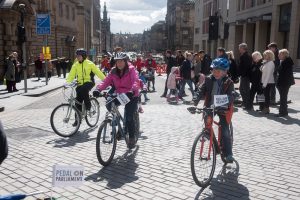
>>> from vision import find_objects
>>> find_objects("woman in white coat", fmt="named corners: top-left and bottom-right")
top-left (260, 50), bottom-right (275, 114)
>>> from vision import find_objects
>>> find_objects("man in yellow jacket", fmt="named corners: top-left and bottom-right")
top-left (66, 48), bottom-right (105, 126)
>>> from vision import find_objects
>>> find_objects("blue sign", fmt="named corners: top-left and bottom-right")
top-left (36, 14), bottom-right (51, 35)
top-left (89, 48), bottom-right (96, 56)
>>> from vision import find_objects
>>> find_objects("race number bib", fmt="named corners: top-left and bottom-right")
top-left (214, 95), bottom-right (229, 107)
top-left (117, 93), bottom-right (130, 105)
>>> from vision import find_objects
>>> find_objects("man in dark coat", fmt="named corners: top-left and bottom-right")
top-left (238, 43), bottom-right (252, 110)
top-left (198, 50), bottom-right (212, 75)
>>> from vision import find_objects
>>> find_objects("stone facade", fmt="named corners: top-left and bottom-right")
top-left (166, 0), bottom-right (195, 51)
top-left (150, 21), bottom-right (167, 53)
top-left (193, 0), bottom-right (228, 58)
top-left (194, 0), bottom-right (300, 68)
top-left (0, 0), bottom-right (102, 80)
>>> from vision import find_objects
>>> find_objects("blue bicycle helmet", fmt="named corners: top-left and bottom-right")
top-left (210, 58), bottom-right (229, 71)
top-left (75, 48), bottom-right (87, 58)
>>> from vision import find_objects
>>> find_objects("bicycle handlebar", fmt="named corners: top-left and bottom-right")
top-left (187, 106), bottom-right (228, 115)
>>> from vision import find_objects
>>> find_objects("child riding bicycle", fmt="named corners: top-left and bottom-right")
top-left (193, 58), bottom-right (235, 163)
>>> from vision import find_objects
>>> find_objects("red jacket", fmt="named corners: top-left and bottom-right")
top-left (101, 59), bottom-right (110, 71)
top-left (145, 58), bottom-right (157, 69)
top-left (134, 58), bottom-right (144, 72)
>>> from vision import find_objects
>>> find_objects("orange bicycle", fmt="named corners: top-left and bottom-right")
top-left (187, 106), bottom-right (233, 187)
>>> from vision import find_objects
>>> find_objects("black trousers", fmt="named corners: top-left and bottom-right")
top-left (75, 82), bottom-right (94, 112)
top-left (239, 77), bottom-right (251, 108)
top-left (263, 84), bottom-right (274, 109)
top-left (250, 83), bottom-right (262, 108)
top-left (278, 86), bottom-right (290, 115)
top-left (6, 80), bottom-right (16, 92)
top-left (125, 97), bottom-right (138, 139)
top-left (162, 74), bottom-right (170, 95)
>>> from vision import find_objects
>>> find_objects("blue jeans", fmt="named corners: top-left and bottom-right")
top-left (179, 79), bottom-right (194, 97)
top-left (219, 115), bottom-right (233, 157)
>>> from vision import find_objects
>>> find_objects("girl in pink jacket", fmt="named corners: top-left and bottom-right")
top-left (96, 52), bottom-right (139, 148)
top-left (167, 66), bottom-right (180, 103)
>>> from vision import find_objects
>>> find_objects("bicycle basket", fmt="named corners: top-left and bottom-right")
top-left (63, 86), bottom-right (76, 102)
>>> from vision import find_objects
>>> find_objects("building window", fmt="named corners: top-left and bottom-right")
top-left (66, 5), bottom-right (69, 19)
top-left (182, 30), bottom-right (189, 35)
top-left (59, 3), bottom-right (63, 17)
top-left (183, 10), bottom-right (189, 22)
top-left (72, 8), bottom-right (75, 21)
top-left (202, 20), bottom-right (209, 34)
top-left (203, 2), bottom-right (212, 18)
top-left (194, 44), bottom-right (199, 51)
top-left (195, 28), bottom-right (200, 34)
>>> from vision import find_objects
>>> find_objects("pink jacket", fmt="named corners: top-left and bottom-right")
top-left (97, 65), bottom-right (139, 97)
top-left (167, 67), bottom-right (179, 89)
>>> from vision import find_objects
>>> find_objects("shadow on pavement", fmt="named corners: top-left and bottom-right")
top-left (85, 146), bottom-right (139, 189)
top-left (195, 160), bottom-right (249, 200)
top-left (47, 126), bottom-right (97, 147)
top-left (246, 109), bottom-right (300, 125)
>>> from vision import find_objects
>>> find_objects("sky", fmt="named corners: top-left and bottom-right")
top-left (103, 0), bottom-right (167, 34)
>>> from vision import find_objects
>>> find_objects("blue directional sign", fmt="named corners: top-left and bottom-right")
top-left (36, 14), bottom-right (51, 35)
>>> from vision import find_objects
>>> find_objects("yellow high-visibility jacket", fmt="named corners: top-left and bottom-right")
top-left (66, 59), bottom-right (105, 85)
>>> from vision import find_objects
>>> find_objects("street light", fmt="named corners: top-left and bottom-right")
top-left (18, 3), bottom-right (27, 93)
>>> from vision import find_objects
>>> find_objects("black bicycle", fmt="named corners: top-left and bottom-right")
top-left (96, 91), bottom-right (140, 166)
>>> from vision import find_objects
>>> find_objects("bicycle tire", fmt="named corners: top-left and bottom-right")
top-left (96, 120), bottom-right (117, 166)
top-left (85, 97), bottom-right (100, 127)
top-left (50, 104), bottom-right (81, 137)
top-left (221, 122), bottom-right (234, 164)
top-left (191, 132), bottom-right (216, 187)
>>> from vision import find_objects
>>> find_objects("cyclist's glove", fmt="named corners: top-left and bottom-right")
top-left (192, 91), bottom-right (201, 106)
top-left (93, 90), bottom-right (101, 98)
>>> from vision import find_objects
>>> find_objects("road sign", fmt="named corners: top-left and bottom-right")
top-left (36, 14), bottom-right (51, 35)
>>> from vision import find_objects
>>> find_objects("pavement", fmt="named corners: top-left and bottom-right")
top-left (0, 74), bottom-right (300, 199)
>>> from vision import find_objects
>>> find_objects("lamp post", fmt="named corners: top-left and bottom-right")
top-left (18, 3), bottom-right (27, 93)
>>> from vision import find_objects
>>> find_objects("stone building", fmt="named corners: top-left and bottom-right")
top-left (0, 0), bottom-right (102, 80)
top-left (141, 30), bottom-right (151, 53)
top-left (193, 0), bottom-right (228, 58)
top-left (100, 2), bottom-right (111, 53)
top-left (150, 21), bottom-right (167, 53)
top-left (166, 0), bottom-right (195, 51)
top-left (194, 0), bottom-right (300, 67)
top-left (113, 33), bottom-right (143, 52)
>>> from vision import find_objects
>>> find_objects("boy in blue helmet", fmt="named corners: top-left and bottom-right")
top-left (193, 57), bottom-right (235, 162)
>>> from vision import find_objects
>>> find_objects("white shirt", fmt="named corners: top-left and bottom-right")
top-left (261, 61), bottom-right (275, 87)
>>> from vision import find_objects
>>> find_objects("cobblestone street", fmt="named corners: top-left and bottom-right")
top-left (1, 76), bottom-right (300, 200)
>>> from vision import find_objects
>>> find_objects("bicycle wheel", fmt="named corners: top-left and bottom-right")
top-left (96, 120), bottom-right (117, 166)
top-left (221, 122), bottom-right (234, 164)
top-left (191, 132), bottom-right (216, 187)
top-left (85, 97), bottom-right (100, 127)
top-left (50, 104), bottom-right (81, 137)
top-left (133, 111), bottom-right (140, 143)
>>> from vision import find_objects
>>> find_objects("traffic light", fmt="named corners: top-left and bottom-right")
top-left (17, 24), bottom-right (26, 43)
top-left (209, 16), bottom-right (219, 40)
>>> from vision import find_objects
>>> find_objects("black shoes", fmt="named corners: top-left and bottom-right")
top-left (128, 137), bottom-right (136, 149)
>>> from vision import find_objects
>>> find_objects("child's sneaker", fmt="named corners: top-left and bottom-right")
top-left (176, 97), bottom-right (179, 102)
top-left (167, 97), bottom-right (171, 102)
top-left (138, 107), bottom-right (144, 113)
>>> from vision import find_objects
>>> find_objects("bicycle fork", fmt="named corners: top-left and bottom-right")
top-left (199, 128), bottom-right (214, 161)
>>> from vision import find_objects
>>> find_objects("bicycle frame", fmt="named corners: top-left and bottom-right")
top-left (199, 107), bottom-right (223, 161)
top-left (102, 97), bottom-right (126, 143)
